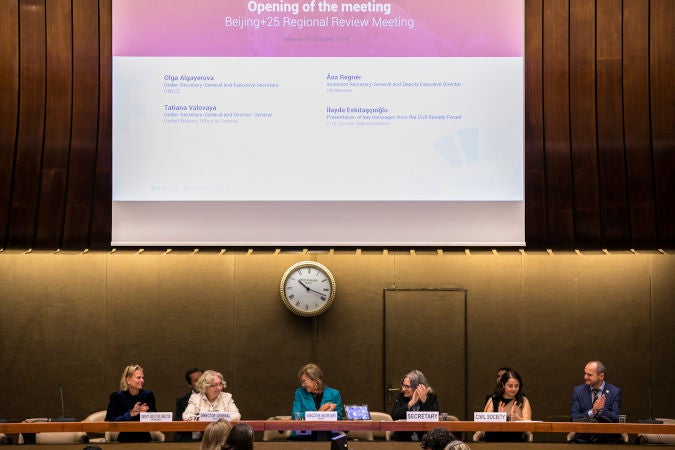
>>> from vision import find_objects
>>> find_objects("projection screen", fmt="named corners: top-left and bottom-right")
top-left (112, 0), bottom-right (525, 246)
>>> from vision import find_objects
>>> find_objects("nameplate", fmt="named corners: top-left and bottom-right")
top-left (140, 412), bottom-right (173, 422)
top-left (474, 412), bottom-right (507, 422)
top-left (406, 411), bottom-right (439, 422)
top-left (199, 411), bottom-right (233, 422)
top-left (305, 411), bottom-right (338, 421)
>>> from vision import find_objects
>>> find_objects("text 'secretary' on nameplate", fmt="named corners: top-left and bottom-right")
top-left (406, 411), bottom-right (439, 422)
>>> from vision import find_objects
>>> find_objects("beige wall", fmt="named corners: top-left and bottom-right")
top-left (0, 249), bottom-right (673, 423)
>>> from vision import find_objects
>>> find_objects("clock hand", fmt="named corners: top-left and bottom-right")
top-left (298, 280), bottom-right (327, 298)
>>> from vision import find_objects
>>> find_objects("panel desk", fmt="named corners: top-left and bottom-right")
top-left (1, 420), bottom-right (673, 448)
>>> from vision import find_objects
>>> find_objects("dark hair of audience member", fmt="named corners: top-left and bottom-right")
top-left (420, 427), bottom-right (456, 450)
top-left (223, 423), bottom-right (254, 450)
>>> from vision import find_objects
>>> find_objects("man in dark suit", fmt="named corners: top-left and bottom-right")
top-left (570, 361), bottom-right (622, 443)
top-left (173, 368), bottom-right (203, 442)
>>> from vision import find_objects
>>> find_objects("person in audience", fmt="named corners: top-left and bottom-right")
top-left (105, 364), bottom-right (157, 442)
top-left (485, 367), bottom-right (511, 403)
top-left (570, 360), bottom-right (622, 443)
top-left (224, 423), bottom-right (254, 450)
top-left (480, 369), bottom-right (532, 442)
top-left (201, 419), bottom-right (232, 450)
top-left (175, 367), bottom-right (203, 441)
top-left (183, 370), bottom-right (241, 422)
top-left (420, 427), bottom-right (455, 450)
top-left (290, 363), bottom-right (343, 441)
top-left (444, 440), bottom-right (472, 450)
top-left (391, 369), bottom-right (439, 442)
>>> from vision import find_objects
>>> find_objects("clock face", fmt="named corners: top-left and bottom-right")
top-left (280, 261), bottom-right (336, 317)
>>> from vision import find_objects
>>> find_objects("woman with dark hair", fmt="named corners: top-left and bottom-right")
top-left (223, 423), bottom-right (254, 450)
top-left (391, 369), bottom-right (439, 442)
top-left (105, 364), bottom-right (157, 443)
top-left (480, 369), bottom-right (532, 442)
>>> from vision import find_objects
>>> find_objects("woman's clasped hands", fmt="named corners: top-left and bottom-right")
top-left (410, 383), bottom-right (431, 405)
top-left (318, 402), bottom-right (337, 412)
top-left (129, 401), bottom-right (149, 417)
top-left (497, 401), bottom-right (523, 421)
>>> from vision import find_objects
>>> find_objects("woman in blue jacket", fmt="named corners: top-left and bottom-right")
top-left (290, 363), bottom-right (343, 440)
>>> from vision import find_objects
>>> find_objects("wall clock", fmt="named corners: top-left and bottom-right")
top-left (280, 261), bottom-right (336, 317)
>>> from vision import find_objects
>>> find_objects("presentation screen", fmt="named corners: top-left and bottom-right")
top-left (112, 0), bottom-right (525, 246)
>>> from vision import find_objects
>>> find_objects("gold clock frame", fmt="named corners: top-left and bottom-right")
top-left (280, 261), bottom-right (336, 317)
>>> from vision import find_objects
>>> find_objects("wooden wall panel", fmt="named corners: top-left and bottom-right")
top-left (1, 251), bottom-right (674, 421)
top-left (650, 0), bottom-right (675, 247)
top-left (622, 0), bottom-right (656, 248)
top-left (569, 0), bottom-right (601, 246)
top-left (91, 0), bottom-right (113, 249)
top-left (596, 0), bottom-right (631, 247)
top-left (9, 0), bottom-right (47, 247)
top-left (524, 0), bottom-right (547, 247)
top-left (35, 0), bottom-right (73, 248)
top-left (0, 1), bottom-right (673, 250)
top-left (0, 0), bottom-right (20, 246)
top-left (543, 0), bottom-right (574, 247)
top-left (62, 0), bottom-right (100, 248)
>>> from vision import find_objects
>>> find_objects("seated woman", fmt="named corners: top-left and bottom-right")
top-left (183, 370), bottom-right (241, 422)
top-left (105, 364), bottom-right (157, 443)
top-left (480, 369), bottom-right (532, 442)
top-left (224, 423), bottom-right (254, 450)
top-left (391, 369), bottom-right (439, 442)
top-left (200, 419), bottom-right (232, 450)
top-left (290, 363), bottom-right (343, 441)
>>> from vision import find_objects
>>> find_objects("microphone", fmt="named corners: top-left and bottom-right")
top-left (52, 383), bottom-right (76, 422)
top-left (638, 381), bottom-right (662, 424)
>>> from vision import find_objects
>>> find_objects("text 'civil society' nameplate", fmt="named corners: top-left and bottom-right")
top-left (305, 411), bottom-right (338, 421)
top-left (140, 412), bottom-right (173, 422)
top-left (199, 411), bottom-right (233, 422)
top-left (406, 411), bottom-right (439, 422)
top-left (474, 412), bottom-right (507, 422)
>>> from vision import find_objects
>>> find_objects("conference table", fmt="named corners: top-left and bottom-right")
top-left (2, 419), bottom-right (674, 448)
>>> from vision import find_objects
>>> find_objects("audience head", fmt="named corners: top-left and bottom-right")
top-left (584, 361), bottom-right (607, 389)
top-left (298, 363), bottom-right (325, 393)
top-left (223, 423), bottom-right (254, 450)
top-left (119, 364), bottom-right (144, 391)
top-left (200, 419), bottom-right (232, 450)
top-left (496, 369), bottom-right (524, 404)
top-left (185, 367), bottom-right (203, 388)
top-left (444, 440), bottom-right (471, 450)
top-left (420, 427), bottom-right (455, 450)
